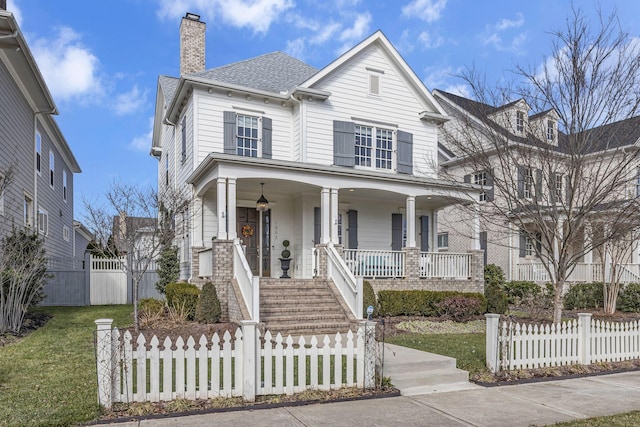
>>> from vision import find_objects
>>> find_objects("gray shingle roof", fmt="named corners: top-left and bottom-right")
top-left (158, 75), bottom-right (179, 105)
top-left (191, 51), bottom-right (318, 94)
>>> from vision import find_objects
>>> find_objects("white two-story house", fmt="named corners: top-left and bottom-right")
top-left (151, 13), bottom-right (483, 328)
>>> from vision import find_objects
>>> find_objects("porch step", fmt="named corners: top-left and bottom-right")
top-left (383, 343), bottom-right (478, 396)
top-left (260, 278), bottom-right (356, 337)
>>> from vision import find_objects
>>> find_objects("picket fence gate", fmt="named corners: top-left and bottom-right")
top-left (485, 313), bottom-right (640, 372)
top-left (95, 320), bottom-right (376, 407)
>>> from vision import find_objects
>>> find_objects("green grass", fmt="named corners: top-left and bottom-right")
top-left (551, 411), bottom-right (640, 426)
top-left (0, 305), bottom-right (133, 427)
top-left (386, 332), bottom-right (487, 374)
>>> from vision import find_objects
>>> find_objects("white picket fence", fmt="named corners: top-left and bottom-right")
top-left (485, 313), bottom-right (640, 372)
top-left (95, 320), bottom-right (376, 407)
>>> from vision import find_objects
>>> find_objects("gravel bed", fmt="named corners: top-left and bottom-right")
top-left (396, 319), bottom-right (485, 334)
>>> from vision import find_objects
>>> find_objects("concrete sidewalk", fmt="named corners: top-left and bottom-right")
top-left (105, 370), bottom-right (640, 426)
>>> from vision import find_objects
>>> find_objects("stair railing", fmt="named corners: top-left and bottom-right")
top-left (233, 239), bottom-right (260, 322)
top-left (325, 243), bottom-right (363, 319)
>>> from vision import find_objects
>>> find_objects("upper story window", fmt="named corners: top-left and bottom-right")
top-left (555, 173), bottom-right (563, 201)
top-left (49, 151), bottom-right (55, 188)
top-left (38, 207), bottom-right (48, 236)
top-left (516, 111), bottom-right (525, 133)
top-left (547, 120), bottom-right (555, 141)
top-left (355, 125), bottom-right (394, 170)
top-left (474, 171), bottom-right (488, 202)
top-left (36, 132), bottom-right (42, 174)
top-left (437, 232), bottom-right (449, 250)
top-left (236, 115), bottom-right (260, 157)
top-left (63, 170), bottom-right (68, 202)
top-left (524, 167), bottom-right (534, 199)
top-left (24, 194), bottom-right (33, 227)
top-left (63, 225), bottom-right (70, 242)
top-left (525, 235), bottom-right (535, 256)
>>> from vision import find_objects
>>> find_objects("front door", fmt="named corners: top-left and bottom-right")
top-left (237, 208), bottom-right (271, 277)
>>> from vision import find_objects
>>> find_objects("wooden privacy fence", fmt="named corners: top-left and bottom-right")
top-left (485, 313), bottom-right (640, 372)
top-left (95, 320), bottom-right (376, 407)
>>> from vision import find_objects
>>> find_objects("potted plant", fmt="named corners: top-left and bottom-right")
top-left (279, 240), bottom-right (292, 278)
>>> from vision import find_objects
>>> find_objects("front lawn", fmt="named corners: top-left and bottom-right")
top-left (0, 305), bottom-right (132, 427)
top-left (552, 411), bottom-right (640, 426)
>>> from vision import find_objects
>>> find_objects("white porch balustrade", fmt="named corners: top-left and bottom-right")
top-left (326, 245), bottom-right (363, 319)
top-left (232, 239), bottom-right (260, 322)
top-left (515, 262), bottom-right (640, 284)
top-left (343, 249), bottom-right (404, 278)
top-left (420, 252), bottom-right (472, 279)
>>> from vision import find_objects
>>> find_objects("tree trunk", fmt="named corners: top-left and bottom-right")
top-left (133, 275), bottom-right (139, 333)
top-left (553, 280), bottom-right (565, 324)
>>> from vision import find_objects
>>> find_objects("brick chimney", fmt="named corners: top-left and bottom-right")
top-left (180, 12), bottom-right (205, 76)
top-left (0, 0), bottom-right (7, 11)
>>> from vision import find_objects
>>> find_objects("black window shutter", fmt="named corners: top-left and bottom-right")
top-left (517, 165), bottom-right (525, 198)
top-left (519, 232), bottom-right (527, 257)
top-left (549, 173), bottom-right (557, 204)
top-left (262, 116), bottom-right (272, 159)
top-left (480, 231), bottom-right (488, 266)
top-left (420, 215), bottom-right (429, 251)
top-left (347, 210), bottom-right (358, 249)
top-left (392, 213), bottom-right (403, 251)
top-left (333, 121), bottom-right (355, 167)
top-left (396, 130), bottom-right (413, 174)
top-left (535, 232), bottom-right (542, 254)
top-left (463, 174), bottom-right (471, 183)
top-left (535, 169), bottom-right (543, 201)
top-left (486, 172), bottom-right (494, 201)
top-left (223, 111), bottom-right (237, 154)
top-left (565, 175), bottom-right (572, 205)
top-left (181, 117), bottom-right (187, 161)
top-left (313, 207), bottom-right (321, 244)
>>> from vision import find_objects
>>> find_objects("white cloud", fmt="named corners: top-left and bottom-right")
top-left (114, 85), bottom-right (148, 116)
top-left (31, 26), bottom-right (102, 102)
top-left (495, 13), bottom-right (524, 31)
top-left (442, 83), bottom-right (470, 98)
top-left (337, 13), bottom-right (371, 54)
top-left (6, 0), bottom-right (23, 26)
top-left (156, 0), bottom-right (293, 34)
top-left (481, 13), bottom-right (526, 53)
top-left (418, 31), bottom-right (444, 49)
top-left (285, 38), bottom-right (306, 59)
top-left (397, 29), bottom-right (415, 54)
top-left (402, 0), bottom-right (448, 23)
top-left (128, 117), bottom-right (154, 152)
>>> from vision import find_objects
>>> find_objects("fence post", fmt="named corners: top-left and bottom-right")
top-left (85, 252), bottom-right (92, 306)
top-left (95, 318), bottom-right (113, 408)
top-left (358, 320), bottom-right (376, 389)
top-left (485, 314), bottom-right (500, 373)
top-left (578, 313), bottom-right (592, 365)
top-left (241, 321), bottom-right (257, 402)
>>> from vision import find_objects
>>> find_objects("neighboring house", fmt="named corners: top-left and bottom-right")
top-left (434, 88), bottom-right (640, 283)
top-left (0, 7), bottom-right (81, 259)
top-left (73, 220), bottom-right (93, 258)
top-left (111, 214), bottom-right (158, 258)
top-left (151, 13), bottom-right (483, 325)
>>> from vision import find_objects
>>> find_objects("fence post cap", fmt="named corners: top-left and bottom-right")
top-left (577, 313), bottom-right (593, 318)
top-left (95, 318), bottom-right (113, 327)
top-left (485, 313), bottom-right (501, 319)
top-left (240, 320), bottom-right (258, 327)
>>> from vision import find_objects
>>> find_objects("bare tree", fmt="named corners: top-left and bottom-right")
top-left (83, 181), bottom-right (188, 331)
top-left (438, 7), bottom-right (640, 322)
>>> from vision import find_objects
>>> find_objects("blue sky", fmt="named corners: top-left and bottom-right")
top-left (6, 0), bottom-right (640, 218)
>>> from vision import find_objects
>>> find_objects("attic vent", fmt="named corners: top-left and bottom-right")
top-left (369, 74), bottom-right (380, 96)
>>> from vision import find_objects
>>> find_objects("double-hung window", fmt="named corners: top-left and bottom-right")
top-left (437, 232), bottom-right (449, 250)
top-left (49, 151), bottom-right (55, 188)
top-left (523, 167), bottom-right (534, 199)
top-left (236, 115), bottom-right (259, 157)
top-left (63, 170), bottom-right (68, 202)
top-left (24, 194), bottom-right (33, 227)
top-left (355, 125), bottom-right (394, 171)
top-left (38, 208), bottom-right (48, 235)
top-left (525, 235), bottom-right (535, 257)
top-left (547, 120), bottom-right (555, 141)
top-left (36, 132), bottom-right (42, 174)
top-left (555, 173), bottom-right (563, 201)
top-left (516, 111), bottom-right (524, 133)
top-left (474, 171), bottom-right (488, 202)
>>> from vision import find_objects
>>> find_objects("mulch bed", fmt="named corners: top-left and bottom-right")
top-left (0, 311), bottom-right (51, 347)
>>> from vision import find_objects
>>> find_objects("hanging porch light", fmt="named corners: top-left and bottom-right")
top-left (256, 182), bottom-right (269, 212)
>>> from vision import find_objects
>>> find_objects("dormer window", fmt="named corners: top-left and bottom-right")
top-left (516, 111), bottom-right (525, 133)
top-left (547, 120), bottom-right (555, 141)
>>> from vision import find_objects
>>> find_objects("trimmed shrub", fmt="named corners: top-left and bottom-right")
top-left (503, 281), bottom-right (541, 304)
top-left (563, 282), bottom-right (604, 310)
top-left (156, 246), bottom-right (180, 295)
top-left (362, 280), bottom-right (378, 318)
top-left (484, 264), bottom-right (507, 314)
top-left (165, 282), bottom-right (200, 320)
top-left (436, 296), bottom-right (483, 321)
top-left (195, 282), bottom-right (222, 323)
top-left (377, 290), bottom-right (486, 317)
top-left (618, 283), bottom-right (640, 312)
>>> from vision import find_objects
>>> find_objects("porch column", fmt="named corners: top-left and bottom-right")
top-left (193, 196), bottom-right (204, 247)
top-left (321, 188), bottom-right (330, 244)
top-left (633, 240), bottom-right (640, 265)
top-left (431, 210), bottom-right (438, 252)
top-left (583, 224), bottom-right (593, 263)
top-left (405, 196), bottom-right (416, 247)
top-left (227, 178), bottom-right (237, 239)
top-left (217, 178), bottom-right (228, 240)
top-left (472, 203), bottom-right (480, 250)
top-left (330, 188), bottom-right (339, 244)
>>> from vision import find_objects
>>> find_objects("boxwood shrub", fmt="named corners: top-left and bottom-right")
top-left (618, 283), bottom-right (640, 312)
top-left (377, 290), bottom-right (486, 317)
top-left (563, 282), bottom-right (604, 310)
top-left (503, 281), bottom-right (542, 304)
top-left (165, 282), bottom-right (200, 320)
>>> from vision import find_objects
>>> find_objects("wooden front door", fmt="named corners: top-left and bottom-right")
top-left (237, 208), bottom-right (271, 277)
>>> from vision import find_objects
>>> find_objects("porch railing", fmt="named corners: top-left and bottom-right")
top-left (326, 245), bottom-right (363, 319)
top-left (233, 239), bottom-right (260, 322)
top-left (515, 262), bottom-right (640, 284)
top-left (342, 249), bottom-right (404, 278)
top-left (420, 252), bottom-right (471, 279)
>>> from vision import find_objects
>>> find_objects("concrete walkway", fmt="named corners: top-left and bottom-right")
top-left (103, 344), bottom-right (640, 427)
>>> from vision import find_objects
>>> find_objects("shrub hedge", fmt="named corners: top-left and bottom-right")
top-left (563, 282), bottom-right (604, 310)
top-left (165, 282), bottom-right (200, 320)
top-left (362, 280), bottom-right (378, 318)
top-left (618, 283), bottom-right (640, 312)
top-left (377, 290), bottom-right (487, 317)
top-left (503, 281), bottom-right (542, 304)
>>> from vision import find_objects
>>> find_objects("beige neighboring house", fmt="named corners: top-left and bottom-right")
top-left (434, 88), bottom-right (640, 284)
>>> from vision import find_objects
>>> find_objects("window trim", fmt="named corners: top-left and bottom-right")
top-left (181, 116), bottom-right (187, 163)
top-left (547, 119), bottom-right (555, 141)
top-left (63, 225), bottom-right (70, 242)
top-left (523, 167), bottom-right (534, 199)
top-left (368, 73), bottom-right (381, 97)
top-left (49, 150), bottom-right (55, 189)
top-left (516, 111), bottom-right (525, 133)
top-left (24, 193), bottom-right (33, 227)
top-left (437, 232), bottom-right (449, 250)
top-left (474, 171), bottom-right (488, 202)
top-left (555, 172), bottom-right (563, 201)
top-left (354, 124), bottom-right (396, 172)
top-left (37, 207), bottom-right (48, 236)
top-left (235, 114), bottom-right (261, 158)
top-left (36, 132), bottom-right (42, 175)
top-left (62, 170), bottom-right (68, 202)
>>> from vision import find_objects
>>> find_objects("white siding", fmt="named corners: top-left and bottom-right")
top-left (304, 45), bottom-right (439, 177)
